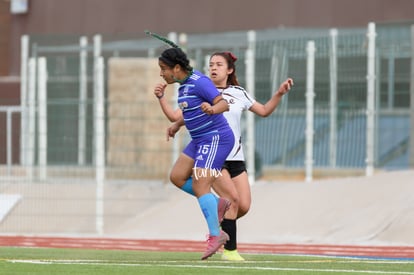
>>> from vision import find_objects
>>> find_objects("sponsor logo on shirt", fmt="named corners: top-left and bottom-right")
top-left (178, 101), bottom-right (188, 110)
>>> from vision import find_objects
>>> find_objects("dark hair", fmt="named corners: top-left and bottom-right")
top-left (210, 51), bottom-right (240, 86)
top-left (159, 48), bottom-right (193, 72)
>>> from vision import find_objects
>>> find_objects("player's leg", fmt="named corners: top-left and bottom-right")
top-left (194, 169), bottom-right (230, 260)
top-left (222, 162), bottom-right (250, 261)
top-left (213, 169), bottom-right (243, 261)
top-left (232, 171), bottom-right (251, 218)
top-left (169, 141), bottom-right (197, 195)
top-left (170, 141), bottom-right (222, 239)
top-left (173, 141), bottom-right (230, 222)
top-left (194, 131), bottom-right (234, 260)
top-left (212, 169), bottom-right (239, 220)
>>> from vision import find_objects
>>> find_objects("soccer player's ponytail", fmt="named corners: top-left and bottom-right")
top-left (145, 30), bottom-right (193, 72)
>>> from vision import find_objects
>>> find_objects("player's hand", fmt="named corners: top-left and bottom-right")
top-left (166, 123), bottom-right (180, 141)
top-left (200, 102), bottom-right (214, 115)
top-left (154, 83), bottom-right (167, 99)
top-left (277, 78), bottom-right (294, 96)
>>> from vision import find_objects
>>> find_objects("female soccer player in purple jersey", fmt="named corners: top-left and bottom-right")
top-left (155, 51), bottom-right (293, 261)
top-left (154, 47), bottom-right (235, 260)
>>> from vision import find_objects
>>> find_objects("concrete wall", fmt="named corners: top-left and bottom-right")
top-left (107, 57), bottom-right (179, 179)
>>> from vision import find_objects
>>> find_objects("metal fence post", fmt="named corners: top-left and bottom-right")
top-left (95, 56), bottom-right (105, 235)
top-left (27, 58), bottom-right (36, 180)
top-left (366, 22), bottom-right (376, 177)
top-left (78, 36), bottom-right (88, 165)
top-left (93, 34), bottom-right (102, 166)
top-left (246, 30), bottom-right (256, 185)
top-left (20, 35), bottom-right (29, 166)
top-left (329, 29), bottom-right (338, 168)
top-left (410, 25), bottom-right (414, 168)
top-left (37, 57), bottom-right (48, 181)
top-left (168, 32), bottom-right (180, 171)
top-left (305, 41), bottom-right (316, 182)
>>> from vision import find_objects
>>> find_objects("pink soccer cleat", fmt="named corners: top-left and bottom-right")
top-left (201, 230), bottom-right (229, 260)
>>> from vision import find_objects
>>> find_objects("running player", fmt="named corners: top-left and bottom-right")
top-left (209, 52), bottom-right (293, 260)
top-left (155, 47), bottom-right (235, 260)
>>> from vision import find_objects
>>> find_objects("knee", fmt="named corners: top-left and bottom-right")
top-left (169, 171), bottom-right (184, 188)
top-left (224, 193), bottom-right (241, 215)
top-left (228, 193), bottom-right (240, 208)
top-left (237, 202), bottom-right (250, 218)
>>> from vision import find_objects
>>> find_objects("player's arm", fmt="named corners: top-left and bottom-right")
top-left (158, 97), bottom-right (182, 122)
top-left (154, 83), bottom-right (183, 122)
top-left (166, 116), bottom-right (185, 141)
top-left (249, 78), bottom-right (293, 117)
top-left (200, 95), bottom-right (229, 115)
top-left (199, 78), bottom-right (229, 115)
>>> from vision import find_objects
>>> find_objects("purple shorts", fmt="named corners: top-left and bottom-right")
top-left (183, 129), bottom-right (235, 171)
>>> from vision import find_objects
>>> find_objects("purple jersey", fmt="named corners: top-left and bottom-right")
top-left (178, 70), bottom-right (231, 138)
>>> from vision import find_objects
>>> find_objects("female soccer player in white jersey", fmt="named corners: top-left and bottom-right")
top-left (155, 51), bottom-right (293, 261)
top-left (209, 52), bottom-right (293, 260)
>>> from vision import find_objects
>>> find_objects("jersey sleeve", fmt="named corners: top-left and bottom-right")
top-left (197, 77), bottom-right (221, 104)
top-left (239, 87), bottom-right (256, 110)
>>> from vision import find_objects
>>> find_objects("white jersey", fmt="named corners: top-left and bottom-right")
top-left (219, 85), bottom-right (255, 161)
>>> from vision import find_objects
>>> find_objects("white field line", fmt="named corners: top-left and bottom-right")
top-left (5, 259), bottom-right (414, 274)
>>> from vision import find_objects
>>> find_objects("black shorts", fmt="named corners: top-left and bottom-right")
top-left (222, 161), bottom-right (247, 178)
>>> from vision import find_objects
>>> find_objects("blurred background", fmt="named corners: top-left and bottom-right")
top-left (0, 0), bottom-right (413, 241)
